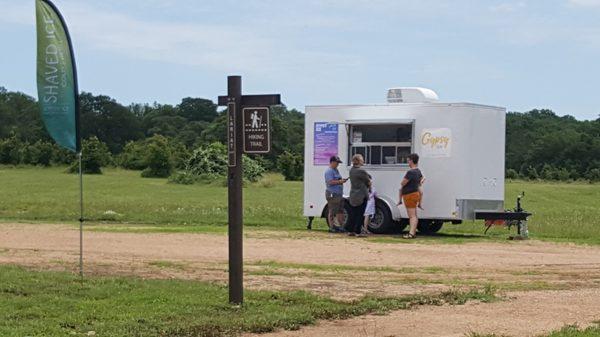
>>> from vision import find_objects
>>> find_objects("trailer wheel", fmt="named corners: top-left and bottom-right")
top-left (417, 220), bottom-right (444, 234)
top-left (367, 199), bottom-right (394, 234)
top-left (323, 202), bottom-right (351, 229)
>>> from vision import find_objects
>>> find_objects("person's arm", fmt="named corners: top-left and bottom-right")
top-left (359, 169), bottom-right (370, 185)
top-left (326, 173), bottom-right (347, 186)
top-left (397, 177), bottom-right (409, 205)
top-left (328, 177), bottom-right (348, 186)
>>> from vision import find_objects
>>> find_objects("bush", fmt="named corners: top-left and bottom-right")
top-left (525, 166), bottom-right (539, 180)
top-left (186, 142), bottom-right (229, 177)
top-left (554, 167), bottom-right (571, 181)
top-left (119, 137), bottom-right (189, 172)
top-left (118, 141), bottom-right (147, 170)
top-left (505, 168), bottom-right (519, 179)
top-left (585, 168), bottom-right (600, 182)
top-left (169, 140), bottom-right (190, 170)
top-left (69, 137), bottom-right (111, 174)
top-left (170, 142), bottom-right (265, 184)
top-left (52, 144), bottom-right (76, 165)
top-left (277, 151), bottom-right (303, 181)
top-left (541, 164), bottom-right (571, 181)
top-left (141, 135), bottom-right (173, 178)
top-left (0, 135), bottom-right (22, 165)
top-left (242, 155), bottom-right (266, 182)
top-left (167, 171), bottom-right (198, 185)
top-left (256, 175), bottom-right (276, 188)
top-left (21, 141), bottom-right (54, 166)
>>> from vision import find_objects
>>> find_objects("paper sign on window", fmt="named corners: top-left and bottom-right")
top-left (421, 128), bottom-right (452, 158)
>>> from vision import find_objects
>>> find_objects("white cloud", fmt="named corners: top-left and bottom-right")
top-left (0, 0), bottom-right (360, 73)
top-left (568, 0), bottom-right (600, 7)
top-left (489, 2), bottom-right (526, 13)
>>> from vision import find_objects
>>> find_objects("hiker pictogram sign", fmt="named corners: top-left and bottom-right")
top-left (243, 107), bottom-right (270, 153)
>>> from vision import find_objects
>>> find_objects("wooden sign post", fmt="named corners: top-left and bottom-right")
top-left (218, 76), bottom-right (281, 304)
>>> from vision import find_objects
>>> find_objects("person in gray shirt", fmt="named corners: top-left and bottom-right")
top-left (346, 154), bottom-right (370, 235)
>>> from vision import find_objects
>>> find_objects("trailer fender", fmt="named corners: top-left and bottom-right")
top-left (377, 195), bottom-right (401, 220)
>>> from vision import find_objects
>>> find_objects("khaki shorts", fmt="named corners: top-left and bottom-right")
top-left (326, 192), bottom-right (344, 215)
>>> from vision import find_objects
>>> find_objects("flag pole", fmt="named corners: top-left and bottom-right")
top-left (78, 151), bottom-right (83, 278)
top-left (36, 0), bottom-right (83, 277)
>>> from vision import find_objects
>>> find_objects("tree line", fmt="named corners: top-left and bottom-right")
top-left (1, 86), bottom-right (598, 182)
top-left (0, 86), bottom-right (304, 181)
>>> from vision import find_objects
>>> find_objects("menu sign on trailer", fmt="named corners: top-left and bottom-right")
top-left (313, 122), bottom-right (338, 165)
top-left (243, 107), bottom-right (270, 153)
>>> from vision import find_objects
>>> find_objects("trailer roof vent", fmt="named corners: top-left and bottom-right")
top-left (387, 87), bottom-right (439, 103)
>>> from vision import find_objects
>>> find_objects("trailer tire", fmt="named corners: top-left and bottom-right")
top-left (367, 199), bottom-right (394, 234)
top-left (417, 220), bottom-right (444, 234)
top-left (323, 202), bottom-right (351, 229)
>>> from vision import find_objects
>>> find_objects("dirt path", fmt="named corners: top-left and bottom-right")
top-left (2, 223), bottom-right (600, 269)
top-left (247, 289), bottom-right (600, 337)
top-left (2, 223), bottom-right (600, 336)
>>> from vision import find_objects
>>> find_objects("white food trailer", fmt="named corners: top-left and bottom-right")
top-left (303, 88), bottom-right (506, 233)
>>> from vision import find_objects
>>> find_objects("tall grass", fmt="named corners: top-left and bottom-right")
top-left (0, 166), bottom-right (599, 243)
top-left (444, 180), bottom-right (600, 244)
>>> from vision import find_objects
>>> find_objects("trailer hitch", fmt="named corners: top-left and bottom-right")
top-left (475, 192), bottom-right (532, 239)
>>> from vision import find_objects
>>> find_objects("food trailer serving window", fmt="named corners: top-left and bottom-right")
top-left (349, 124), bottom-right (413, 166)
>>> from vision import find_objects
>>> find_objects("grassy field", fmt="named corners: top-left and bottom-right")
top-left (443, 179), bottom-right (600, 244)
top-left (0, 166), bottom-right (301, 230)
top-left (0, 166), bottom-right (599, 244)
top-left (0, 265), bottom-right (495, 337)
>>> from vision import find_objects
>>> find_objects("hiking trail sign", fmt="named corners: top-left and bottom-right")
top-left (243, 107), bottom-right (270, 153)
top-left (218, 76), bottom-right (281, 305)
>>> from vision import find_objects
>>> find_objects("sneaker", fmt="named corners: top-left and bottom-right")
top-left (347, 232), bottom-right (356, 237)
top-left (334, 226), bottom-right (347, 233)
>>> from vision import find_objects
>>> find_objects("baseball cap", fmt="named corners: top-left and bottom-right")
top-left (329, 155), bottom-right (342, 163)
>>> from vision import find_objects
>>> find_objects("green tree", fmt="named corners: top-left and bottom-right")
top-left (30, 141), bottom-right (54, 166)
top-left (141, 135), bottom-right (173, 178)
top-left (79, 92), bottom-right (143, 153)
top-left (506, 110), bottom-right (600, 180)
top-left (117, 141), bottom-right (147, 170)
top-left (177, 97), bottom-right (218, 122)
top-left (69, 137), bottom-right (111, 174)
top-left (0, 89), bottom-right (47, 142)
top-left (0, 135), bottom-right (22, 165)
top-left (277, 151), bottom-right (304, 181)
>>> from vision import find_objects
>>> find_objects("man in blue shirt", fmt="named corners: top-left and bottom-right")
top-left (325, 156), bottom-right (348, 232)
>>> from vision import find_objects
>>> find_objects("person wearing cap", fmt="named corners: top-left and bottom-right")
top-left (324, 155), bottom-right (348, 233)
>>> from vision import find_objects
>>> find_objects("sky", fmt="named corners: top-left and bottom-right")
top-left (1, 0), bottom-right (600, 120)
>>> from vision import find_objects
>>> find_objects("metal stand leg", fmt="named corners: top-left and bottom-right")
top-left (307, 216), bottom-right (314, 230)
top-left (519, 221), bottom-right (529, 239)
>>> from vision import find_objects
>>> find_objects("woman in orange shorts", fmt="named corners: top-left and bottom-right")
top-left (397, 153), bottom-right (424, 239)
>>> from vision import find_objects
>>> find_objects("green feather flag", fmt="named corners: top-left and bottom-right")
top-left (36, 0), bottom-right (80, 153)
